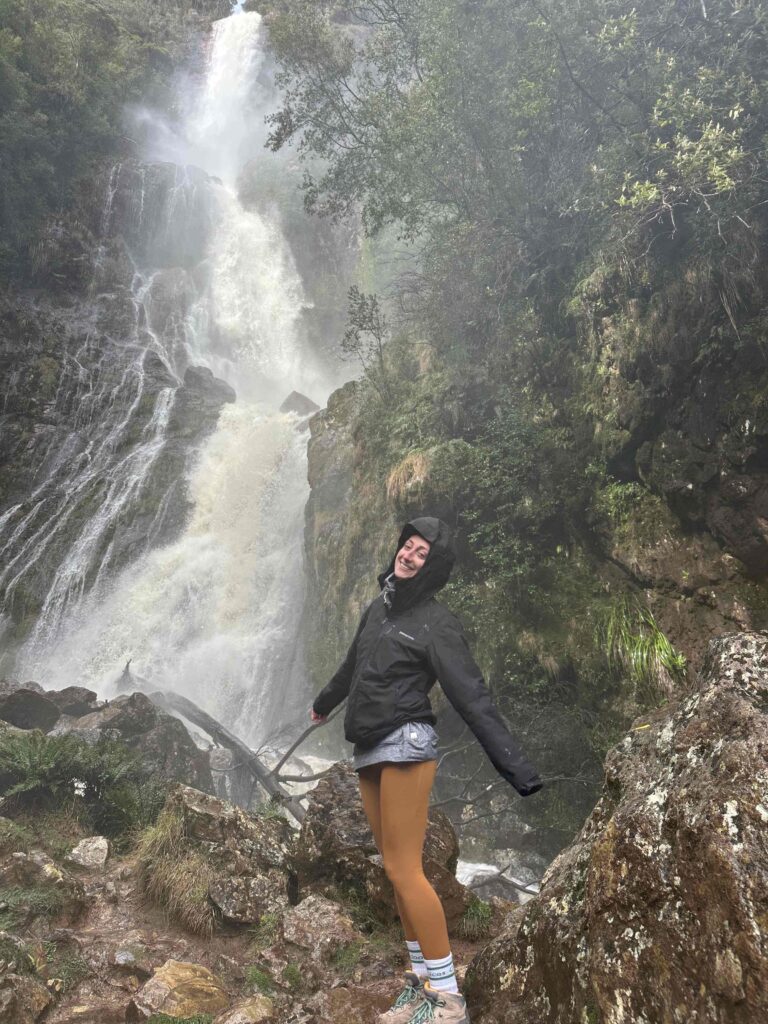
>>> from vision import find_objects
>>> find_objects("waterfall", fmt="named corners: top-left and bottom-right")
top-left (5, 9), bottom-right (327, 746)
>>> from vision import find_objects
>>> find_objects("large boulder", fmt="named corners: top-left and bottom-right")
top-left (50, 692), bottom-right (214, 793)
top-left (291, 762), bottom-right (473, 930)
top-left (0, 974), bottom-right (52, 1024)
top-left (161, 785), bottom-right (294, 925)
top-left (127, 959), bottom-right (229, 1021)
top-left (466, 631), bottom-right (768, 1023)
top-left (46, 687), bottom-right (99, 718)
top-left (281, 894), bottom-right (363, 964)
top-left (0, 688), bottom-right (60, 731)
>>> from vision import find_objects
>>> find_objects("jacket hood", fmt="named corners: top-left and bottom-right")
top-left (378, 516), bottom-right (456, 613)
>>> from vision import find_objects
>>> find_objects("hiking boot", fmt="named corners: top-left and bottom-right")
top-left (406, 981), bottom-right (470, 1023)
top-left (378, 972), bottom-right (425, 1022)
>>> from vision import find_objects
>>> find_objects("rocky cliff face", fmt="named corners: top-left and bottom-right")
top-left (465, 631), bottom-right (768, 1023)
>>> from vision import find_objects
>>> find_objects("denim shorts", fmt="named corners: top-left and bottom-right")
top-left (352, 721), bottom-right (439, 771)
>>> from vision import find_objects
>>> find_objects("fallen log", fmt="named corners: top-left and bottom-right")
top-left (148, 689), bottom-right (307, 824)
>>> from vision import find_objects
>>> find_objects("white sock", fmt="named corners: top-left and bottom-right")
top-left (406, 939), bottom-right (427, 978)
top-left (425, 952), bottom-right (459, 994)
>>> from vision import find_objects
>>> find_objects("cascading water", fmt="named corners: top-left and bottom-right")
top-left (4, 8), bottom-right (329, 746)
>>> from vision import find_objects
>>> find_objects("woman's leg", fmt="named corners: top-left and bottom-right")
top-left (358, 764), bottom-right (419, 941)
top-left (378, 760), bottom-right (451, 961)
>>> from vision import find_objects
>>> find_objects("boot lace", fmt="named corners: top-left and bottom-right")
top-left (391, 982), bottom-right (419, 1009)
top-left (407, 994), bottom-right (445, 1022)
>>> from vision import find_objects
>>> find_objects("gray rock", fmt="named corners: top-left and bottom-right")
top-left (0, 973), bottom-right (52, 1024)
top-left (466, 631), bottom-right (768, 1024)
top-left (46, 686), bottom-right (99, 718)
top-left (51, 692), bottom-right (214, 793)
top-left (66, 837), bottom-right (109, 870)
top-left (281, 894), bottom-right (362, 964)
top-left (291, 761), bottom-right (472, 929)
top-left (279, 391), bottom-right (320, 417)
top-left (0, 688), bottom-right (60, 731)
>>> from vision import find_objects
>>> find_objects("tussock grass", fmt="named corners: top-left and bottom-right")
top-left (135, 804), bottom-right (217, 936)
top-left (598, 597), bottom-right (688, 705)
top-left (386, 450), bottom-right (431, 503)
top-left (458, 896), bottom-right (494, 940)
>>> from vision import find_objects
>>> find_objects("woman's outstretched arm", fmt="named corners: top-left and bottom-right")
top-left (427, 612), bottom-right (542, 797)
top-left (312, 602), bottom-right (372, 717)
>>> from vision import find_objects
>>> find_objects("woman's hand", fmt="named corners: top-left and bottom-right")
top-left (310, 708), bottom-right (328, 724)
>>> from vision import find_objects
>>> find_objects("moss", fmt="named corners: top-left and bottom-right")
top-left (281, 962), bottom-right (302, 990)
top-left (331, 940), bottom-right (364, 976)
top-left (245, 965), bottom-right (274, 994)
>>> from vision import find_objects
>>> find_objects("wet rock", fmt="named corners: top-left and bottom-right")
top-left (46, 687), bottom-right (99, 718)
top-left (0, 689), bottom-right (60, 731)
top-left (111, 938), bottom-right (154, 978)
top-left (0, 851), bottom-right (86, 926)
top-left (466, 631), bottom-right (768, 1024)
top-left (66, 837), bottom-right (109, 870)
top-left (0, 973), bottom-right (52, 1023)
top-left (213, 995), bottom-right (276, 1023)
top-left (162, 785), bottom-right (294, 925)
top-left (51, 693), bottom-right (214, 793)
top-left (305, 984), bottom-right (391, 1023)
top-left (127, 959), bottom-right (229, 1021)
top-left (280, 392), bottom-right (320, 417)
top-left (281, 894), bottom-right (363, 963)
top-left (292, 762), bottom-right (472, 930)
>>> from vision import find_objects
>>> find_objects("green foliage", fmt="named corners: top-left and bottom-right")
top-left (281, 962), bottom-right (302, 990)
top-left (42, 940), bottom-right (90, 994)
top-left (598, 598), bottom-right (688, 705)
top-left (331, 939), bottom-right (364, 976)
top-left (249, 910), bottom-right (280, 948)
top-left (135, 803), bottom-right (217, 936)
top-left (0, 883), bottom-right (67, 930)
top-left (0, 815), bottom-right (33, 853)
top-left (245, 964), bottom-right (274, 994)
top-left (458, 896), bottom-right (493, 941)
top-left (0, 933), bottom-right (34, 973)
top-left (0, 730), bottom-right (164, 843)
top-left (147, 1017), bottom-right (214, 1024)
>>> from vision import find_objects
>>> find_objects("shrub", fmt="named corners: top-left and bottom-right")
top-left (0, 731), bottom-right (165, 842)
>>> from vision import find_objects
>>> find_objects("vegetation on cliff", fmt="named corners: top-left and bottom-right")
top-left (0, 0), bottom-right (230, 278)
top-left (270, 0), bottom-right (768, 847)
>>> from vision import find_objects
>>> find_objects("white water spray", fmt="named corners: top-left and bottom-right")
top-left (12, 9), bottom-right (329, 745)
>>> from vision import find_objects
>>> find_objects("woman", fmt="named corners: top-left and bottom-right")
top-left (311, 517), bottom-right (541, 1023)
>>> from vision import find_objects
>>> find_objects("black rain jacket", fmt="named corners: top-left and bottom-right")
top-left (312, 517), bottom-right (543, 797)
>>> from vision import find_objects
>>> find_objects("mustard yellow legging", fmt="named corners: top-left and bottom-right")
top-left (358, 760), bottom-right (451, 960)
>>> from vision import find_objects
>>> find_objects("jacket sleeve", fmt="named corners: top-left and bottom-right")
top-left (312, 603), bottom-right (372, 717)
top-left (427, 614), bottom-right (543, 797)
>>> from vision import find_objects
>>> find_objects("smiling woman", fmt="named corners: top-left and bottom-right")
top-left (310, 516), bottom-right (541, 1022)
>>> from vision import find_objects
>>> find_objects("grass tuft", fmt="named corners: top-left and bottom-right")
top-left (597, 597), bottom-right (688, 704)
top-left (458, 896), bottom-right (494, 940)
top-left (135, 803), bottom-right (217, 936)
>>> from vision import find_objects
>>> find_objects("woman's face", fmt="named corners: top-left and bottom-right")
top-left (393, 534), bottom-right (431, 579)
